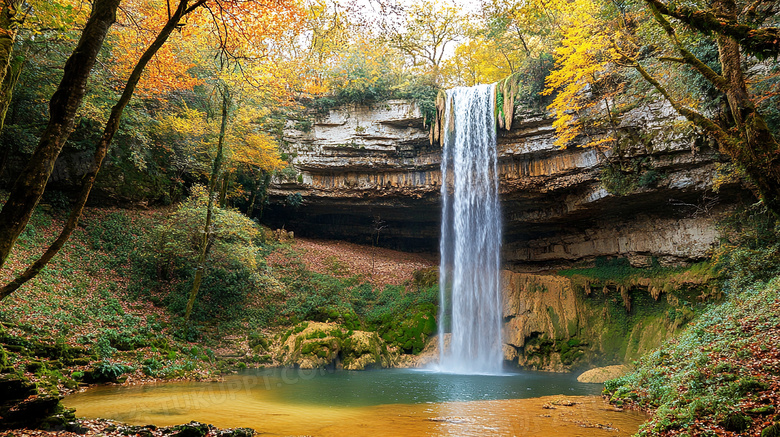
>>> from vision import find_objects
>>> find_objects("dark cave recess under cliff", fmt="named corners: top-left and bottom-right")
top-left (261, 182), bottom-right (749, 268)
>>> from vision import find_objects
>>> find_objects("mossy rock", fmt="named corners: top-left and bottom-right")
top-left (749, 406), bottom-right (775, 415)
top-left (248, 332), bottom-right (269, 351)
top-left (380, 306), bottom-right (437, 354)
top-left (0, 346), bottom-right (7, 367)
top-left (26, 361), bottom-right (46, 374)
top-left (171, 422), bottom-right (210, 437)
top-left (67, 357), bottom-right (91, 366)
top-left (38, 406), bottom-right (78, 432)
top-left (720, 412), bottom-right (751, 432)
top-left (221, 428), bottom-right (255, 437)
top-left (736, 377), bottom-right (768, 395)
top-left (276, 322), bottom-right (396, 370)
top-left (0, 374), bottom-right (65, 430)
top-left (412, 267), bottom-right (438, 288)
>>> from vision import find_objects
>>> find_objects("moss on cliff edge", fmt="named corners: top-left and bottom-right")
top-left (506, 259), bottom-right (717, 371)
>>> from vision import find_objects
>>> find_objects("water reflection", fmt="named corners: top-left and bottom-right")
top-left (63, 368), bottom-right (647, 436)
top-left (430, 397), bottom-right (641, 437)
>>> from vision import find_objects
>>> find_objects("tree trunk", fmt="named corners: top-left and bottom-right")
top-left (257, 171), bottom-right (271, 219)
top-left (0, 0), bottom-right (198, 299)
top-left (184, 87), bottom-right (230, 322)
top-left (0, 0), bottom-right (20, 91)
top-left (246, 170), bottom-right (259, 218)
top-left (0, 0), bottom-right (121, 271)
top-left (219, 173), bottom-right (228, 207)
top-left (712, 0), bottom-right (780, 215)
top-left (0, 53), bottom-right (20, 132)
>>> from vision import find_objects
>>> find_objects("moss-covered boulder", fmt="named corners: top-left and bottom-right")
top-left (0, 345), bottom-right (7, 368)
top-left (0, 374), bottom-right (75, 430)
top-left (379, 306), bottom-right (437, 354)
top-left (276, 322), bottom-right (397, 370)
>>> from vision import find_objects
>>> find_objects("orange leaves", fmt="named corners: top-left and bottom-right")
top-left (110, 0), bottom-right (201, 96)
top-left (215, 0), bottom-right (305, 58)
top-left (109, 0), bottom-right (305, 98)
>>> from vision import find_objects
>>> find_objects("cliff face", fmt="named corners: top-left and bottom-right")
top-left (266, 99), bottom-right (743, 268)
top-left (500, 270), bottom-right (695, 371)
top-left (265, 97), bottom-right (739, 370)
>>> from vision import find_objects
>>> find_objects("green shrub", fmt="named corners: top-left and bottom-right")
top-left (139, 186), bottom-right (272, 322)
top-left (90, 360), bottom-right (133, 382)
top-left (92, 335), bottom-right (117, 360)
top-left (714, 204), bottom-right (780, 292)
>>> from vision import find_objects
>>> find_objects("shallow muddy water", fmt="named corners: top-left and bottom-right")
top-left (63, 368), bottom-right (648, 436)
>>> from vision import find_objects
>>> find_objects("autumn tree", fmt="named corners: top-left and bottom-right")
top-left (479, 0), bottom-right (563, 59)
top-left (442, 34), bottom-right (522, 86)
top-left (177, 3), bottom-right (301, 320)
top-left (0, 0), bottom-right (303, 298)
top-left (443, 0), bottom-right (560, 99)
top-left (0, 0), bottom-right (215, 299)
top-left (539, 0), bottom-right (780, 213)
top-left (611, 0), bottom-right (780, 214)
top-left (182, 78), bottom-right (287, 321)
top-left (542, 0), bottom-right (624, 148)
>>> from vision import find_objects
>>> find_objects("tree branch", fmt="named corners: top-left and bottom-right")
top-left (645, 1), bottom-right (730, 92)
top-left (644, 0), bottom-right (780, 59)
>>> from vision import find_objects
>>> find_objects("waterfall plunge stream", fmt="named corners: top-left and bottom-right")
top-left (438, 84), bottom-right (503, 375)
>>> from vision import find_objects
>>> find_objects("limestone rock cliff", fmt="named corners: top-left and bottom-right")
top-left (500, 271), bottom-right (696, 371)
top-left (265, 99), bottom-right (745, 268)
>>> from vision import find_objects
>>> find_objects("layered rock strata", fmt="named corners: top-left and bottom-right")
top-left (266, 99), bottom-right (744, 268)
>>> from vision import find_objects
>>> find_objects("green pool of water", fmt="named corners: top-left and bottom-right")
top-left (64, 368), bottom-right (644, 437)
top-left (255, 367), bottom-right (602, 405)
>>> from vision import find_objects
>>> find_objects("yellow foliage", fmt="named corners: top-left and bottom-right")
top-left (442, 36), bottom-right (522, 86)
top-left (541, 0), bottom-right (623, 148)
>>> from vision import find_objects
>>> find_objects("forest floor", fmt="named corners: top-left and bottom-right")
top-left (604, 279), bottom-right (780, 437)
top-left (267, 237), bottom-right (435, 286)
top-left (0, 202), bottom-right (438, 433)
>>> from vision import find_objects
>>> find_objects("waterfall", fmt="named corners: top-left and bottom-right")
top-left (437, 84), bottom-right (503, 375)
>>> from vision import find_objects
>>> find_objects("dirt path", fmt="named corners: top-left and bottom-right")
top-left (268, 238), bottom-right (437, 286)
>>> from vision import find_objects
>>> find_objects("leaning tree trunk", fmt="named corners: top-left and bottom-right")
top-left (0, 0), bottom-right (202, 300)
top-left (712, 0), bottom-right (780, 215)
top-left (0, 0), bottom-right (121, 271)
